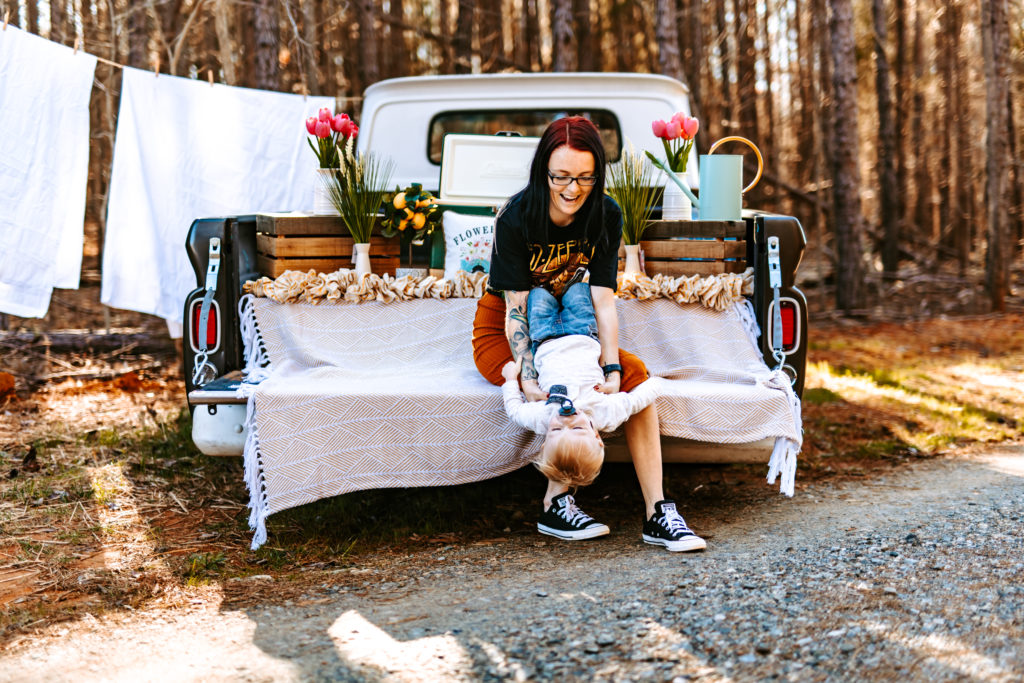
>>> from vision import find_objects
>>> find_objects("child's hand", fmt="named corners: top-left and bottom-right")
top-left (501, 357), bottom-right (522, 382)
top-left (595, 373), bottom-right (621, 395)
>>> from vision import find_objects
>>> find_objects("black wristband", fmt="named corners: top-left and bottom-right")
top-left (601, 363), bottom-right (622, 376)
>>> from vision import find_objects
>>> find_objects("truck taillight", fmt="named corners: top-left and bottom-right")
top-left (780, 300), bottom-right (797, 351)
top-left (768, 298), bottom-right (801, 354)
top-left (189, 299), bottom-right (221, 353)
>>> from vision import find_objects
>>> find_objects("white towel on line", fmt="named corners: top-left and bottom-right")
top-left (101, 67), bottom-right (335, 332)
top-left (0, 27), bottom-right (97, 318)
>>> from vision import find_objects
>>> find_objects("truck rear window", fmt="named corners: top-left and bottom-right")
top-left (428, 110), bottom-right (621, 165)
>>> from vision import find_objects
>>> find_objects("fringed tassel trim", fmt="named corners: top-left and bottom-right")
top-left (767, 437), bottom-right (798, 497)
top-left (764, 368), bottom-right (804, 497)
top-left (734, 299), bottom-right (761, 352)
top-left (238, 294), bottom-right (272, 386)
top-left (242, 393), bottom-right (270, 550)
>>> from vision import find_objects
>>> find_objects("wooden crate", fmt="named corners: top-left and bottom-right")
top-left (255, 213), bottom-right (400, 278)
top-left (618, 219), bottom-right (746, 277)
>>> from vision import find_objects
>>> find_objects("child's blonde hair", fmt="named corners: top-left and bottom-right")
top-left (534, 431), bottom-right (604, 487)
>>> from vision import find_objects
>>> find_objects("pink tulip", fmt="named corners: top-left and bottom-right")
top-left (670, 112), bottom-right (686, 126)
top-left (350, 124), bottom-right (359, 138)
top-left (305, 117), bottom-right (318, 135)
top-left (681, 116), bottom-right (699, 140)
top-left (331, 113), bottom-right (349, 133)
top-left (651, 119), bottom-right (667, 139)
top-left (315, 120), bottom-right (332, 138)
top-left (318, 107), bottom-right (332, 122)
top-left (664, 120), bottom-right (682, 140)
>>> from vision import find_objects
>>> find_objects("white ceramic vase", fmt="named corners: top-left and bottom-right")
top-left (354, 242), bottom-right (372, 277)
top-left (313, 168), bottom-right (338, 215)
top-left (622, 244), bottom-right (643, 275)
top-left (662, 171), bottom-right (692, 220)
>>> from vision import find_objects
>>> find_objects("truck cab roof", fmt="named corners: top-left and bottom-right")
top-left (357, 72), bottom-right (698, 191)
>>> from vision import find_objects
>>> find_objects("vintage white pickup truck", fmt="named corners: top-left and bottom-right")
top-left (182, 72), bottom-right (807, 463)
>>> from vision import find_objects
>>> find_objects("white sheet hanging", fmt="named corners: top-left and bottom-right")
top-left (0, 27), bottom-right (97, 318)
top-left (101, 67), bottom-right (334, 331)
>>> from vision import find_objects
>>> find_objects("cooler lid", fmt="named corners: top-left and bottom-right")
top-left (438, 134), bottom-right (540, 207)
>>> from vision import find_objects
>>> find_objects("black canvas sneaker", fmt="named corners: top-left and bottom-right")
top-left (642, 500), bottom-right (706, 552)
top-left (537, 492), bottom-right (610, 540)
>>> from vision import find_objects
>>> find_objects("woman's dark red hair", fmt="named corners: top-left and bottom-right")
top-left (513, 116), bottom-right (610, 250)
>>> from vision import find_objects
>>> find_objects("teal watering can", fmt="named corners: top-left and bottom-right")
top-left (654, 136), bottom-right (764, 221)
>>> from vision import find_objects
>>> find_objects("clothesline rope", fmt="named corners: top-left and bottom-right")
top-left (1, 21), bottom-right (313, 94)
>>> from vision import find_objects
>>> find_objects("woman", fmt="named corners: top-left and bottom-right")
top-left (472, 116), bottom-right (705, 552)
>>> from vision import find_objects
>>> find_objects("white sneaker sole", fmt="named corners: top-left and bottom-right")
top-left (538, 523), bottom-right (610, 540)
top-left (642, 533), bottom-right (707, 552)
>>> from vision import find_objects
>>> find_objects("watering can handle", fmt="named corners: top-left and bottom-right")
top-left (708, 136), bottom-right (764, 194)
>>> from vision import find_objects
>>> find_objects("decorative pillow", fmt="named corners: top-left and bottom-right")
top-left (442, 211), bottom-right (496, 280)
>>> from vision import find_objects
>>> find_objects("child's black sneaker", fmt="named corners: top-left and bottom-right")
top-left (642, 500), bottom-right (706, 552)
top-left (537, 492), bottom-right (610, 540)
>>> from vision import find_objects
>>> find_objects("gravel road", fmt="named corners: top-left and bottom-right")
top-left (2, 446), bottom-right (1022, 682)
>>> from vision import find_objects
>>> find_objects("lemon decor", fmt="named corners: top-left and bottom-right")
top-left (381, 183), bottom-right (442, 242)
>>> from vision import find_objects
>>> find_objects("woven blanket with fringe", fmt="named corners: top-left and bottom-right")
top-left (237, 295), bottom-right (802, 549)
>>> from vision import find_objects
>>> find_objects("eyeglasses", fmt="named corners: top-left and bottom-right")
top-left (547, 170), bottom-right (598, 187)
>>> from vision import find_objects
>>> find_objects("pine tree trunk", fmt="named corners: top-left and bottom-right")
top-left (454, 0), bottom-right (474, 73)
top-left (527, 0), bottom-right (542, 70)
top-left (713, 0), bottom-right (732, 135)
top-left (296, 0), bottom-right (320, 93)
top-left (26, 0), bottom-right (38, 34)
top-left (356, 0), bottom-right (380, 86)
top-left (574, 0), bottom-right (594, 71)
top-left (893, 0), bottom-right (908, 254)
top-left (952, 1), bottom-right (972, 274)
top-left (654, 0), bottom-right (683, 82)
top-left (683, 0), bottom-right (710, 152)
top-left (814, 0), bottom-right (833, 241)
top-left (50, 0), bottom-right (66, 44)
top-left (982, 0), bottom-right (1010, 310)
top-left (390, 0), bottom-right (408, 77)
top-left (252, 0), bottom-right (280, 91)
top-left (213, 0), bottom-right (240, 86)
top-left (873, 0), bottom-right (900, 274)
top-left (938, 0), bottom-right (956, 257)
top-left (478, 0), bottom-right (501, 71)
top-left (910, 3), bottom-right (928, 243)
top-left (552, 0), bottom-right (576, 72)
top-left (735, 0), bottom-right (758, 142)
top-left (830, 0), bottom-right (864, 312)
top-left (127, 3), bottom-right (147, 68)
top-left (1008, 86), bottom-right (1024, 259)
top-left (759, 2), bottom-right (776, 178)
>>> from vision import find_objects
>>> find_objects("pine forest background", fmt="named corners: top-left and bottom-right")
top-left (2, 0), bottom-right (1022, 314)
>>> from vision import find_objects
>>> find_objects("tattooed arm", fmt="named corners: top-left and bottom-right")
top-left (504, 290), bottom-right (547, 402)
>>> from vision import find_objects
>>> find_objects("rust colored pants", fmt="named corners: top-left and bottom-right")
top-left (471, 291), bottom-right (649, 391)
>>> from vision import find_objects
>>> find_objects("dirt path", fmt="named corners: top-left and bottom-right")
top-left (2, 446), bottom-right (1021, 682)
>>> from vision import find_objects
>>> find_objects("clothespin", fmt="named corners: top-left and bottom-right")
top-left (73, 36), bottom-right (81, 54)
top-left (154, 54), bottom-right (160, 77)
top-left (207, 69), bottom-right (214, 86)
top-left (3, 10), bottom-right (10, 30)
top-left (300, 82), bottom-right (309, 101)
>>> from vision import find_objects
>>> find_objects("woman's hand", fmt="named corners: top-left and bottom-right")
top-left (521, 378), bottom-right (547, 402)
top-left (595, 372), bottom-right (621, 395)
top-left (501, 358), bottom-right (522, 382)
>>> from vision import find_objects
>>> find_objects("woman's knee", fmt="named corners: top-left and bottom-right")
top-left (618, 349), bottom-right (649, 393)
top-left (472, 293), bottom-right (512, 386)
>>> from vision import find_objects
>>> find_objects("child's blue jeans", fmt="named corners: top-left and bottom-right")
top-left (527, 282), bottom-right (599, 354)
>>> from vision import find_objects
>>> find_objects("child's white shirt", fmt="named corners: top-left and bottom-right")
top-left (501, 335), bottom-right (661, 434)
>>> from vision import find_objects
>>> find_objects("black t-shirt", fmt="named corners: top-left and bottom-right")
top-left (488, 194), bottom-right (622, 298)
